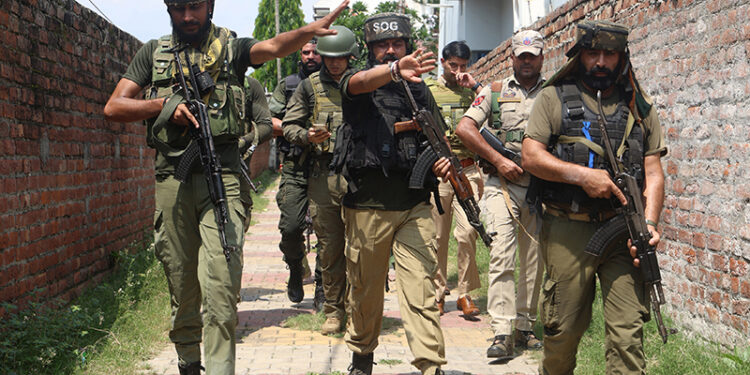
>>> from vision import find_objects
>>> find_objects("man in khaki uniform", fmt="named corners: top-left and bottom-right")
top-left (424, 41), bottom-right (484, 317)
top-left (522, 20), bottom-right (667, 374)
top-left (282, 25), bottom-right (359, 335)
top-left (331, 13), bottom-right (449, 375)
top-left (102, 0), bottom-right (348, 373)
top-left (455, 30), bottom-right (546, 358)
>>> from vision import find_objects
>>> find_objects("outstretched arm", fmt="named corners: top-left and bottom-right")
top-left (249, 0), bottom-right (349, 65)
top-left (347, 48), bottom-right (436, 95)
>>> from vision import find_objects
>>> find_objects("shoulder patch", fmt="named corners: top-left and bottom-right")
top-left (472, 96), bottom-right (485, 107)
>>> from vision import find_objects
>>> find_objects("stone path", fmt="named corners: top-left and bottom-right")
top-left (141, 176), bottom-right (539, 375)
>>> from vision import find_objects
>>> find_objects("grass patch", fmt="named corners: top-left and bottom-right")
top-left (0, 235), bottom-right (171, 375)
top-left (378, 358), bottom-right (403, 365)
top-left (248, 169), bottom-right (280, 225)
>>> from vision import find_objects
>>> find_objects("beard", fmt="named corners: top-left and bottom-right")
top-left (579, 64), bottom-right (619, 91)
top-left (171, 18), bottom-right (212, 44)
top-left (301, 60), bottom-right (322, 76)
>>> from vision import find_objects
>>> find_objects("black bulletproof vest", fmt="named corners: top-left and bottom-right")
top-left (541, 82), bottom-right (645, 213)
top-left (341, 80), bottom-right (428, 178)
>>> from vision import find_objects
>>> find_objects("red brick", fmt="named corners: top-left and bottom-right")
top-left (692, 233), bottom-right (706, 249)
top-left (729, 258), bottom-right (748, 277)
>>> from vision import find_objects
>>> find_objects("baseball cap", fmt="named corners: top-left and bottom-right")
top-left (512, 30), bottom-right (543, 56)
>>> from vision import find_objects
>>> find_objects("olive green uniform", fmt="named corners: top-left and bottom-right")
top-left (462, 75), bottom-right (545, 337)
top-left (270, 75), bottom-right (312, 267)
top-left (122, 28), bottom-right (260, 373)
top-left (282, 67), bottom-right (352, 322)
top-left (338, 71), bottom-right (446, 375)
top-left (239, 76), bottom-right (273, 233)
top-left (424, 76), bottom-right (482, 301)
top-left (525, 83), bottom-right (666, 375)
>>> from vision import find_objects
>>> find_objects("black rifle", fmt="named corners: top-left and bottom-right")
top-left (401, 81), bottom-right (494, 247)
top-left (585, 90), bottom-right (677, 343)
top-left (167, 45), bottom-right (237, 263)
top-left (476, 127), bottom-right (522, 174)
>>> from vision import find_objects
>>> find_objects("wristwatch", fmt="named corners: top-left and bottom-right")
top-left (471, 82), bottom-right (483, 91)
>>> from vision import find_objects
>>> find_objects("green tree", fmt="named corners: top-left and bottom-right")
top-left (251, 0), bottom-right (306, 91)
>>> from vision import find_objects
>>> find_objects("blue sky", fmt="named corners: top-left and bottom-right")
top-left (75, 0), bottom-right (322, 42)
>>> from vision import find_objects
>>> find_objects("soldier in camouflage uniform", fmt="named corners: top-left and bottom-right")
top-left (103, 0), bottom-right (348, 373)
top-left (423, 41), bottom-right (484, 318)
top-left (456, 29), bottom-right (546, 359)
top-left (269, 41), bottom-right (324, 306)
top-left (522, 20), bottom-right (667, 374)
top-left (281, 25), bottom-right (359, 335)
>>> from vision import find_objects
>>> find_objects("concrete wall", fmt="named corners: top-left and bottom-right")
top-left (471, 0), bottom-right (750, 347)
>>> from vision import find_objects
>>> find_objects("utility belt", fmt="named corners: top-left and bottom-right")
top-left (545, 204), bottom-right (616, 223)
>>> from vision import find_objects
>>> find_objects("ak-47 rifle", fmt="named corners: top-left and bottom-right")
top-left (586, 90), bottom-right (677, 343)
top-left (167, 44), bottom-right (237, 263)
top-left (476, 127), bottom-right (522, 175)
top-left (399, 81), bottom-right (494, 247)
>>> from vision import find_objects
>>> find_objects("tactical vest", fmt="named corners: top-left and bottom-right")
top-left (284, 73), bottom-right (302, 102)
top-left (541, 82), bottom-right (645, 213)
top-left (309, 71), bottom-right (343, 154)
top-left (145, 28), bottom-right (245, 156)
top-left (335, 81), bottom-right (427, 181)
top-left (490, 78), bottom-right (536, 147)
top-left (426, 78), bottom-right (473, 159)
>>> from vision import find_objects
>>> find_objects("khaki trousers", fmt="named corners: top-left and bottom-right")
top-left (430, 164), bottom-right (482, 299)
top-left (540, 214), bottom-right (649, 375)
top-left (344, 203), bottom-right (446, 374)
top-left (154, 174), bottom-right (245, 375)
top-left (308, 156), bottom-right (347, 319)
top-left (480, 175), bottom-right (543, 335)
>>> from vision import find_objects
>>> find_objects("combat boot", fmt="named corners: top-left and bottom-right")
top-left (287, 259), bottom-right (304, 303)
top-left (178, 361), bottom-right (203, 375)
top-left (515, 329), bottom-right (543, 350)
top-left (487, 334), bottom-right (514, 360)
top-left (348, 352), bottom-right (374, 375)
top-left (321, 316), bottom-right (343, 335)
top-left (313, 280), bottom-right (325, 312)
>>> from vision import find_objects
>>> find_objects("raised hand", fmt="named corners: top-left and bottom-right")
top-left (397, 48), bottom-right (436, 83)
top-left (310, 0), bottom-right (350, 36)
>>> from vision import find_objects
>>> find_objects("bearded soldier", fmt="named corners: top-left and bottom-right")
top-left (522, 20), bottom-right (667, 374)
top-left (103, 1), bottom-right (349, 373)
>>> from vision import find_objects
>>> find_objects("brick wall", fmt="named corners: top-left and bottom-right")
top-left (471, 0), bottom-right (750, 346)
top-left (0, 0), bottom-right (152, 307)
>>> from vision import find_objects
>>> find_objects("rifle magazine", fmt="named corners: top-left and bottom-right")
top-left (584, 214), bottom-right (627, 256)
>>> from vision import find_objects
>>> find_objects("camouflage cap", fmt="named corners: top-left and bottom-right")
top-left (512, 30), bottom-right (543, 56)
top-left (364, 13), bottom-right (411, 44)
top-left (566, 19), bottom-right (629, 57)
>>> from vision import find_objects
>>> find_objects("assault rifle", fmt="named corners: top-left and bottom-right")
top-left (476, 127), bottom-right (522, 175)
top-left (167, 45), bottom-right (237, 263)
top-left (399, 81), bottom-right (494, 247)
top-left (585, 90), bottom-right (677, 343)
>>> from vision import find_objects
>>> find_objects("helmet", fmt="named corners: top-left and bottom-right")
top-left (316, 26), bottom-right (360, 58)
top-left (363, 13), bottom-right (411, 44)
top-left (565, 20), bottom-right (629, 57)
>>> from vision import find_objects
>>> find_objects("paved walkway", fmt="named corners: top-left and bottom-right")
top-left (142, 176), bottom-right (539, 375)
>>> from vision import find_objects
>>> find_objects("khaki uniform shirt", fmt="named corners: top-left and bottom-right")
top-left (463, 74), bottom-right (545, 186)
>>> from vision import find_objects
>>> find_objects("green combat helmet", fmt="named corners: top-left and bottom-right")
top-left (316, 25), bottom-right (360, 58)
top-left (363, 12), bottom-right (411, 44)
